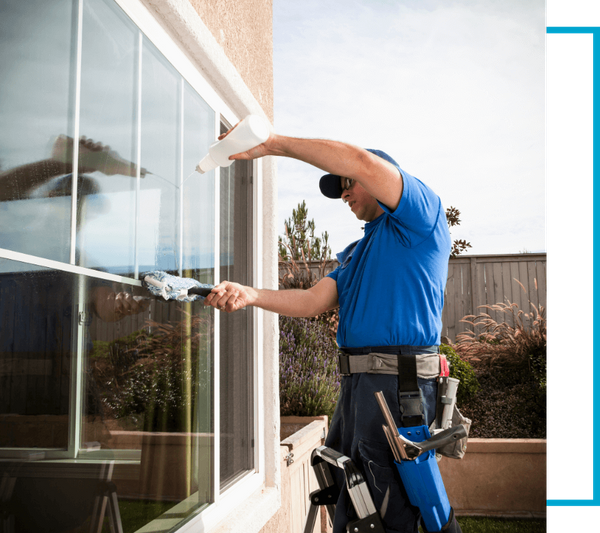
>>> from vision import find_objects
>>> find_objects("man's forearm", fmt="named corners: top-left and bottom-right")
top-left (0, 160), bottom-right (70, 201)
top-left (249, 287), bottom-right (335, 317)
top-left (268, 136), bottom-right (371, 181)
top-left (204, 277), bottom-right (338, 316)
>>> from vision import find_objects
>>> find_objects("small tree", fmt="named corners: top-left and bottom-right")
top-left (279, 200), bottom-right (331, 262)
top-left (277, 203), bottom-right (340, 419)
top-left (278, 200), bottom-right (334, 291)
top-left (446, 206), bottom-right (472, 258)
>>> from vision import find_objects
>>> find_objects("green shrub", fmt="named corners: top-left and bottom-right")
top-left (440, 343), bottom-right (479, 406)
top-left (279, 315), bottom-right (340, 419)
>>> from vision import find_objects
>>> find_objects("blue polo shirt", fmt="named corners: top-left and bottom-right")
top-left (327, 168), bottom-right (451, 348)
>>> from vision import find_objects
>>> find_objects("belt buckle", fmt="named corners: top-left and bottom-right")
top-left (338, 353), bottom-right (351, 376)
top-left (398, 390), bottom-right (425, 427)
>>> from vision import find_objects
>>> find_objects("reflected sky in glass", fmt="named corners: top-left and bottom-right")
top-left (0, 0), bottom-right (76, 263)
top-left (0, 0), bottom-right (215, 275)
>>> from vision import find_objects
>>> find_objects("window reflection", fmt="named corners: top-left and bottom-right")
top-left (138, 39), bottom-right (182, 274)
top-left (0, 0), bottom-right (253, 530)
top-left (183, 83), bottom-right (215, 277)
top-left (0, 259), bottom-right (215, 530)
top-left (83, 284), bottom-right (214, 508)
top-left (77, 0), bottom-right (140, 274)
top-left (0, 262), bottom-right (76, 449)
top-left (0, 0), bottom-right (76, 263)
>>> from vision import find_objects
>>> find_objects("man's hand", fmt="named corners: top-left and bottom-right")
top-left (203, 281), bottom-right (256, 313)
top-left (218, 121), bottom-right (275, 162)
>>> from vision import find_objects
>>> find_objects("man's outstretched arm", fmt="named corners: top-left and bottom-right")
top-left (204, 276), bottom-right (338, 317)
top-left (219, 124), bottom-right (403, 211)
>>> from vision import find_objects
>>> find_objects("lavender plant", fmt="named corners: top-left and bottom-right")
top-left (279, 315), bottom-right (340, 419)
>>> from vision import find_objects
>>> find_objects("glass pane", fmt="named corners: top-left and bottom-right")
top-left (0, 0), bottom-right (76, 262)
top-left (77, 0), bottom-right (139, 274)
top-left (82, 282), bottom-right (215, 516)
top-left (182, 82), bottom-right (215, 279)
top-left (219, 152), bottom-right (254, 490)
top-left (0, 260), bottom-right (76, 450)
top-left (0, 261), bottom-right (215, 531)
top-left (138, 38), bottom-right (181, 274)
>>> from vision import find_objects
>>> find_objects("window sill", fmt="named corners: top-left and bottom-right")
top-left (211, 485), bottom-right (280, 533)
top-left (172, 479), bottom-right (280, 533)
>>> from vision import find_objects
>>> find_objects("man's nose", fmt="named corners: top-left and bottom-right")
top-left (342, 190), bottom-right (350, 203)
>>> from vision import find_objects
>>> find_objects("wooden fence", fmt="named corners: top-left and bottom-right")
top-left (442, 253), bottom-right (546, 343)
top-left (279, 253), bottom-right (547, 344)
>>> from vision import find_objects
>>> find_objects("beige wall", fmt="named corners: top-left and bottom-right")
top-left (189, 0), bottom-right (274, 122)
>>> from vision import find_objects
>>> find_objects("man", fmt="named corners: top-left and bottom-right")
top-left (204, 126), bottom-right (459, 533)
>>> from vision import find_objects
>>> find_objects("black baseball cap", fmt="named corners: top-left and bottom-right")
top-left (318, 149), bottom-right (400, 199)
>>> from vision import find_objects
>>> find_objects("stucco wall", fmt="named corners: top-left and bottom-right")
top-left (188, 0), bottom-right (274, 122)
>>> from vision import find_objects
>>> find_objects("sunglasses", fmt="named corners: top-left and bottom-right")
top-left (340, 177), bottom-right (355, 192)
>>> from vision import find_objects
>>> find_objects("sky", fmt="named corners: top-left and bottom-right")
top-left (272, 0), bottom-right (545, 257)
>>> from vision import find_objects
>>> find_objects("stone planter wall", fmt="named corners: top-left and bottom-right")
top-left (439, 438), bottom-right (546, 518)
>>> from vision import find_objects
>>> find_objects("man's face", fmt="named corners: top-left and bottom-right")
top-left (340, 178), bottom-right (382, 222)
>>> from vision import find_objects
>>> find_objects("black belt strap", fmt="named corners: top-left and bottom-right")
top-left (397, 353), bottom-right (425, 427)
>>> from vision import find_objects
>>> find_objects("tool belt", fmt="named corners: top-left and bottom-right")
top-left (338, 346), bottom-right (471, 459)
top-left (339, 346), bottom-right (440, 428)
top-left (338, 352), bottom-right (441, 379)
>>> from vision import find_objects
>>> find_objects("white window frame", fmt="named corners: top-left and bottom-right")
top-left (95, 0), bottom-right (277, 531)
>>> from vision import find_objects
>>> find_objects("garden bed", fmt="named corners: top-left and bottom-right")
top-left (457, 358), bottom-right (546, 439)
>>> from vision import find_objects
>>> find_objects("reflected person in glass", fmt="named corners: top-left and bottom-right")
top-left (0, 134), bottom-right (149, 321)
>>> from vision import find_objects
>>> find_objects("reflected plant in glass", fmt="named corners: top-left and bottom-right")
top-left (90, 308), bottom-right (211, 433)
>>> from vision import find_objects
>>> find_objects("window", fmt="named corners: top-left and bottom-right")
top-left (0, 0), bottom-right (257, 531)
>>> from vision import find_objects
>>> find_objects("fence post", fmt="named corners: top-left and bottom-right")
top-left (470, 257), bottom-right (479, 317)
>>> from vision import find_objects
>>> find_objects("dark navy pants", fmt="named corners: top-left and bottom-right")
top-left (324, 355), bottom-right (438, 533)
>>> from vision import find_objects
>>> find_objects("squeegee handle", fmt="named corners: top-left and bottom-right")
top-left (418, 425), bottom-right (467, 454)
top-left (188, 286), bottom-right (213, 297)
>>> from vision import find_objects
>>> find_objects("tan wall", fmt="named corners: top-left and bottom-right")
top-left (189, 0), bottom-right (274, 122)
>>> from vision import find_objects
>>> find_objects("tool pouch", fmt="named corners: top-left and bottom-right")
top-left (395, 425), bottom-right (452, 532)
top-left (429, 376), bottom-right (471, 460)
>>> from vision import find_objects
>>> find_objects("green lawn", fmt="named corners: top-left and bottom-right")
top-left (455, 516), bottom-right (545, 533)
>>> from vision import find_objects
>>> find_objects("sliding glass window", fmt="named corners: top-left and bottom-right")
top-left (0, 0), bottom-right (255, 531)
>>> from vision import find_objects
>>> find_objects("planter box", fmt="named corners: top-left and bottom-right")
top-left (260, 416), bottom-right (330, 533)
top-left (439, 438), bottom-right (546, 518)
